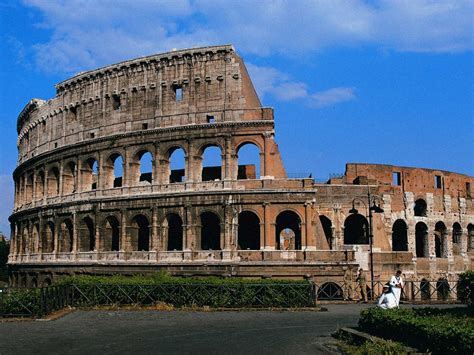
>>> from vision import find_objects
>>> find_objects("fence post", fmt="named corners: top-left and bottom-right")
top-left (311, 282), bottom-right (317, 306)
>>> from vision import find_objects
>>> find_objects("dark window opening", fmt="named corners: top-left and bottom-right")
top-left (344, 214), bottom-right (369, 244)
top-left (392, 219), bottom-right (408, 251)
top-left (435, 221), bottom-right (447, 258)
top-left (131, 214), bottom-right (149, 251)
top-left (435, 175), bottom-right (442, 189)
top-left (414, 199), bottom-right (427, 217)
top-left (467, 182), bottom-right (471, 198)
top-left (238, 211), bottom-right (260, 250)
top-left (320, 216), bottom-right (333, 249)
top-left (415, 222), bottom-right (428, 257)
top-left (54, 142), bottom-right (58, 148)
top-left (167, 214), bottom-right (183, 251)
top-left (112, 94), bottom-right (121, 110)
top-left (90, 132), bottom-right (95, 139)
top-left (206, 115), bottom-right (215, 123)
top-left (392, 172), bottom-right (401, 186)
top-left (201, 212), bottom-right (220, 250)
top-left (70, 106), bottom-right (77, 116)
top-left (104, 216), bottom-right (120, 252)
top-left (142, 123), bottom-right (148, 130)
top-left (174, 86), bottom-right (183, 101)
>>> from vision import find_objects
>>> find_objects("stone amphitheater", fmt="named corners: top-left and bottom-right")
top-left (8, 45), bottom-right (474, 290)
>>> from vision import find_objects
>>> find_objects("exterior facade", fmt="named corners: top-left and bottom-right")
top-left (8, 45), bottom-right (474, 288)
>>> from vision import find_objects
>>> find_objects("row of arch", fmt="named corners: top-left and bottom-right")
top-left (15, 142), bottom-right (262, 206)
top-left (14, 210), bottom-right (306, 255)
top-left (319, 213), bottom-right (474, 255)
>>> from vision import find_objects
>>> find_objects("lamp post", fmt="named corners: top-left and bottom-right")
top-left (349, 190), bottom-right (384, 300)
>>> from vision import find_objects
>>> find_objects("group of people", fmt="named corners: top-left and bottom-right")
top-left (346, 268), bottom-right (404, 309)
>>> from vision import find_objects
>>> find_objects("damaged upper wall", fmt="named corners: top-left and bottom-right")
top-left (16, 45), bottom-right (268, 164)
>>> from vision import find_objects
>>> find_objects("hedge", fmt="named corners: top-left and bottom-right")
top-left (358, 307), bottom-right (474, 354)
top-left (0, 288), bottom-right (41, 316)
top-left (458, 270), bottom-right (474, 305)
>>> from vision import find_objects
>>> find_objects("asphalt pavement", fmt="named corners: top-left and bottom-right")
top-left (0, 304), bottom-right (463, 355)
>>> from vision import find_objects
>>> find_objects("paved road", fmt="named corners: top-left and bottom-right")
top-left (0, 304), bottom-right (463, 355)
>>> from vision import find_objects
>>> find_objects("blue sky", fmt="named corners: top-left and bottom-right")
top-left (0, 0), bottom-right (473, 236)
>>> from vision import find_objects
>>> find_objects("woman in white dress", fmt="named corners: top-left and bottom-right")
top-left (389, 270), bottom-right (404, 307)
top-left (377, 285), bottom-right (397, 309)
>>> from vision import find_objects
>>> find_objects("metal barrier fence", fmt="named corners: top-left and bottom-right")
top-left (315, 280), bottom-right (465, 302)
top-left (1, 282), bottom-right (315, 317)
top-left (1, 279), bottom-right (468, 318)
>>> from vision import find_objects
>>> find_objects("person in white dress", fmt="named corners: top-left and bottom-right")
top-left (389, 270), bottom-right (404, 307)
top-left (377, 284), bottom-right (397, 309)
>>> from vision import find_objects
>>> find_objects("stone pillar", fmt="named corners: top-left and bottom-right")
top-left (32, 173), bottom-right (36, 207)
top-left (72, 213), bottom-right (78, 255)
top-left (94, 211), bottom-right (100, 252)
top-left (223, 136), bottom-right (232, 180)
top-left (263, 202), bottom-right (274, 250)
top-left (184, 205), bottom-right (195, 250)
top-left (151, 207), bottom-right (159, 251)
top-left (43, 168), bottom-right (48, 203)
top-left (59, 161), bottom-right (64, 196)
top-left (263, 132), bottom-right (272, 177)
top-left (120, 209), bottom-right (128, 251)
top-left (304, 202), bottom-right (312, 249)
top-left (53, 218), bottom-right (59, 257)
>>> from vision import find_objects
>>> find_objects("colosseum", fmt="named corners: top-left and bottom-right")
top-left (8, 45), bottom-right (474, 293)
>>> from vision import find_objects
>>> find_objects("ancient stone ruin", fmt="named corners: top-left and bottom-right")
top-left (8, 45), bottom-right (474, 290)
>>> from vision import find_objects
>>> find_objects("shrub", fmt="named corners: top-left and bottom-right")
top-left (359, 307), bottom-right (474, 354)
top-left (0, 288), bottom-right (41, 316)
top-left (458, 270), bottom-right (474, 305)
top-left (57, 274), bottom-right (315, 308)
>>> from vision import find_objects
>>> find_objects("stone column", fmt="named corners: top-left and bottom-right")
top-left (53, 218), bottom-right (59, 257)
top-left (263, 132), bottom-right (272, 177)
top-left (304, 202), bottom-right (312, 249)
top-left (59, 161), bottom-right (64, 196)
top-left (94, 211), bottom-right (100, 252)
top-left (72, 213), bottom-right (78, 256)
top-left (151, 207), bottom-right (159, 251)
top-left (43, 168), bottom-right (49, 203)
top-left (32, 173), bottom-right (37, 207)
top-left (263, 202), bottom-right (274, 250)
top-left (120, 209), bottom-right (128, 251)
top-left (223, 136), bottom-right (232, 180)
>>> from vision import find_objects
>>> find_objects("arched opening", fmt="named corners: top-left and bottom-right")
top-left (319, 215), bottom-right (333, 249)
top-left (420, 279), bottom-right (431, 300)
top-left (434, 221), bottom-right (447, 258)
top-left (131, 214), bottom-right (150, 251)
top-left (392, 219), bottom-right (408, 251)
top-left (275, 211), bottom-right (301, 250)
top-left (35, 170), bottom-right (45, 200)
top-left (237, 143), bottom-right (260, 179)
top-left (104, 153), bottom-right (123, 188)
top-left (42, 222), bottom-right (54, 253)
top-left (415, 222), bottom-right (428, 257)
top-left (468, 224), bottom-right (474, 252)
top-left (344, 214), bottom-right (369, 244)
top-left (238, 211), bottom-right (260, 250)
top-left (436, 278), bottom-right (450, 301)
top-left (42, 278), bottom-right (52, 287)
top-left (317, 282), bottom-right (344, 300)
top-left (414, 199), bottom-right (427, 217)
top-left (169, 147), bottom-right (186, 183)
top-left (59, 219), bottom-right (73, 253)
top-left (201, 145), bottom-right (222, 181)
top-left (166, 214), bottom-right (183, 251)
top-left (452, 222), bottom-right (462, 255)
top-left (79, 217), bottom-right (95, 252)
top-left (103, 216), bottom-right (120, 252)
top-left (138, 151), bottom-right (153, 184)
top-left (81, 158), bottom-right (99, 191)
top-left (62, 161), bottom-right (77, 195)
top-left (200, 212), bottom-right (221, 250)
top-left (47, 167), bottom-right (60, 196)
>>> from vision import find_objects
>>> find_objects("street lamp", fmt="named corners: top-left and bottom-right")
top-left (350, 190), bottom-right (384, 300)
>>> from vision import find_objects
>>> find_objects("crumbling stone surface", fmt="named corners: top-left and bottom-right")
top-left (8, 45), bottom-right (474, 287)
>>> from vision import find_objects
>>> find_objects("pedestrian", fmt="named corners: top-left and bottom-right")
top-left (356, 268), bottom-right (368, 303)
top-left (343, 268), bottom-right (353, 300)
top-left (377, 284), bottom-right (397, 309)
top-left (389, 270), bottom-right (404, 307)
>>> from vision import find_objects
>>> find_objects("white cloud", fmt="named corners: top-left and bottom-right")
top-left (0, 174), bottom-right (14, 237)
top-left (17, 0), bottom-right (473, 74)
top-left (247, 63), bottom-right (355, 108)
top-left (309, 87), bottom-right (356, 108)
